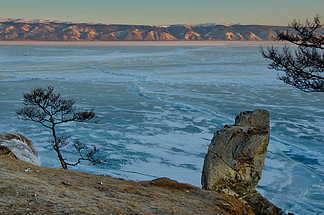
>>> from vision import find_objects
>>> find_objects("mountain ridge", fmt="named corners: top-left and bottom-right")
top-left (0, 18), bottom-right (289, 41)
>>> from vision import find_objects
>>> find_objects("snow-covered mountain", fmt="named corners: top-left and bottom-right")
top-left (0, 18), bottom-right (313, 41)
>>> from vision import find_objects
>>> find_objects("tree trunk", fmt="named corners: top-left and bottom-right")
top-left (52, 125), bottom-right (68, 169)
top-left (55, 147), bottom-right (68, 169)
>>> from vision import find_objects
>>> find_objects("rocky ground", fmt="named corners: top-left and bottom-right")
top-left (0, 154), bottom-right (254, 215)
top-left (0, 110), bottom-right (286, 215)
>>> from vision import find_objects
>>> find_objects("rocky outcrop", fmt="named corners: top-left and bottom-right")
top-left (0, 154), bottom-right (255, 215)
top-left (0, 113), bottom-right (287, 214)
top-left (0, 132), bottom-right (41, 166)
top-left (202, 110), bottom-right (285, 214)
top-left (202, 110), bottom-right (270, 194)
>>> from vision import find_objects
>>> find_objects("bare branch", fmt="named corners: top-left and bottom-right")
top-left (74, 110), bottom-right (95, 122)
top-left (16, 86), bottom-right (99, 169)
top-left (66, 140), bottom-right (105, 166)
top-left (261, 15), bottom-right (324, 92)
top-left (275, 14), bottom-right (324, 49)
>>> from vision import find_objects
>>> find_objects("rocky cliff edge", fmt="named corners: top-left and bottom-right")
top-left (0, 110), bottom-right (286, 214)
top-left (0, 154), bottom-right (254, 214)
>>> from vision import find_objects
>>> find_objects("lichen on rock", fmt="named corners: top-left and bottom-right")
top-left (201, 109), bottom-right (285, 214)
top-left (202, 109), bottom-right (270, 195)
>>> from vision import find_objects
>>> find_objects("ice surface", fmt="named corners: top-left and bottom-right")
top-left (0, 45), bottom-right (323, 214)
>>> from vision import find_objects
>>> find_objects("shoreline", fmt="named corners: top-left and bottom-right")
top-left (0, 40), bottom-right (287, 46)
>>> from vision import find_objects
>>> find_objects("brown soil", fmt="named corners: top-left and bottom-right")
top-left (0, 154), bottom-right (254, 215)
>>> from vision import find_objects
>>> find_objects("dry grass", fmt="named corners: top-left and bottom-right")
top-left (0, 155), bottom-right (254, 215)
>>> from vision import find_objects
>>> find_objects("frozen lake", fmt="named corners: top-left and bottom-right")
top-left (0, 44), bottom-right (323, 214)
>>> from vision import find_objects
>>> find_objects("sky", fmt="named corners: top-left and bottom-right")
top-left (0, 0), bottom-right (323, 26)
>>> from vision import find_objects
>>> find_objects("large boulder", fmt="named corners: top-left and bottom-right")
top-left (0, 132), bottom-right (41, 166)
top-left (201, 110), bottom-right (285, 214)
top-left (202, 109), bottom-right (270, 195)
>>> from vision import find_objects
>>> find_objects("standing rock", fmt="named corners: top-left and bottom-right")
top-left (202, 109), bottom-right (270, 195)
top-left (0, 132), bottom-right (41, 166)
top-left (202, 110), bottom-right (285, 214)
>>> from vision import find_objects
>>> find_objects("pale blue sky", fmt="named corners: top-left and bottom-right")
top-left (0, 0), bottom-right (323, 26)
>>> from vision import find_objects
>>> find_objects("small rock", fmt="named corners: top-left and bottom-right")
top-left (62, 182), bottom-right (71, 186)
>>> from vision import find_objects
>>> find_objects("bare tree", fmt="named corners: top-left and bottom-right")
top-left (261, 15), bottom-right (324, 92)
top-left (17, 86), bottom-right (103, 169)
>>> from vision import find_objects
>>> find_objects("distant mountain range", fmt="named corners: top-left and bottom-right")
top-left (0, 18), bottom-right (322, 41)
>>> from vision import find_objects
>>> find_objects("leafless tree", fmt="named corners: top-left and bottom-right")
top-left (261, 15), bottom-right (324, 92)
top-left (17, 86), bottom-right (103, 169)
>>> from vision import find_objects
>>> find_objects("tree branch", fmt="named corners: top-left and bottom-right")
top-left (17, 86), bottom-right (99, 169)
top-left (261, 15), bottom-right (324, 92)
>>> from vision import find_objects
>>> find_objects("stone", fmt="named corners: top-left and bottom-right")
top-left (0, 132), bottom-right (41, 166)
top-left (201, 109), bottom-right (270, 195)
top-left (235, 110), bottom-right (270, 129)
top-left (241, 191), bottom-right (286, 215)
top-left (201, 110), bottom-right (285, 214)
